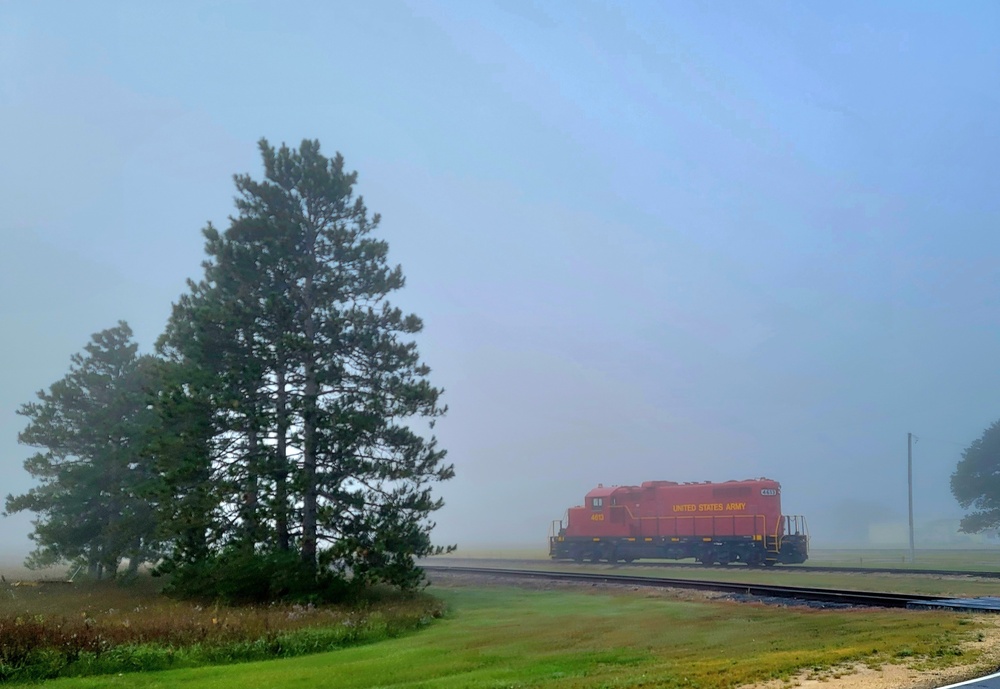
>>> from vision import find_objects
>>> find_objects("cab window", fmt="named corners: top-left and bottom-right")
top-left (591, 497), bottom-right (603, 510)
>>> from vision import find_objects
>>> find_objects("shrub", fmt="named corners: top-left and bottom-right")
top-left (157, 549), bottom-right (355, 604)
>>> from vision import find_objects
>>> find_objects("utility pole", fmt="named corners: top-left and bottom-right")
top-left (908, 432), bottom-right (915, 564)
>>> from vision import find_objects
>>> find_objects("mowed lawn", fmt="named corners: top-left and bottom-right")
top-left (36, 579), bottom-right (991, 689)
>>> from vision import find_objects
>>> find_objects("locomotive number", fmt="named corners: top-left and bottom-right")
top-left (761, 489), bottom-right (777, 496)
top-left (590, 513), bottom-right (605, 521)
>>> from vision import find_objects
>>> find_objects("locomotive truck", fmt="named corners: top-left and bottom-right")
top-left (549, 478), bottom-right (808, 566)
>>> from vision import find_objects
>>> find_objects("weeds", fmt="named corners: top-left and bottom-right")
top-left (0, 577), bottom-right (445, 683)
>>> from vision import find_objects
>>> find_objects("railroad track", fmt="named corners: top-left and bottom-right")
top-left (423, 565), bottom-right (955, 609)
top-left (623, 560), bottom-right (1000, 578)
top-left (428, 557), bottom-right (1000, 579)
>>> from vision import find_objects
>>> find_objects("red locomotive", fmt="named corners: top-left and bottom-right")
top-left (549, 478), bottom-right (808, 566)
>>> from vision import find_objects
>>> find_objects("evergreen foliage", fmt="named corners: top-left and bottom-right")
top-left (9, 140), bottom-right (452, 598)
top-left (5, 322), bottom-right (160, 578)
top-left (156, 139), bottom-right (453, 596)
top-left (951, 419), bottom-right (1000, 533)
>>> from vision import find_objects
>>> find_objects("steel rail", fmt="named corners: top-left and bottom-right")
top-left (429, 557), bottom-right (1000, 579)
top-left (423, 565), bottom-right (954, 609)
top-left (620, 561), bottom-right (1000, 578)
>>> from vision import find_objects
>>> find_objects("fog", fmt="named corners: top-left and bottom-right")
top-left (3, 2), bottom-right (999, 558)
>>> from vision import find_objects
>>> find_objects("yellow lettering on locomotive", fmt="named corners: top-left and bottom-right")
top-left (698, 503), bottom-right (725, 512)
top-left (672, 504), bottom-right (697, 512)
top-left (590, 513), bottom-right (605, 521)
top-left (725, 502), bottom-right (747, 511)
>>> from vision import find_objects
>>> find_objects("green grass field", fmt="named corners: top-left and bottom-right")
top-left (31, 579), bottom-right (995, 689)
top-left (807, 548), bottom-right (1000, 571)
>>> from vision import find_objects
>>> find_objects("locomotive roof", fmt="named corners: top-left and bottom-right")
top-left (584, 485), bottom-right (633, 498)
top-left (584, 478), bottom-right (780, 500)
top-left (638, 478), bottom-right (778, 488)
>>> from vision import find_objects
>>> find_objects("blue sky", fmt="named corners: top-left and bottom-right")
top-left (2, 1), bottom-right (1000, 553)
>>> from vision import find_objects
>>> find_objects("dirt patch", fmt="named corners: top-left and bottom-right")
top-left (743, 615), bottom-right (1000, 689)
top-left (742, 615), bottom-right (1000, 689)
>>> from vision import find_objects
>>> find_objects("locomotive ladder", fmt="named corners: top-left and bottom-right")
top-left (770, 515), bottom-right (809, 557)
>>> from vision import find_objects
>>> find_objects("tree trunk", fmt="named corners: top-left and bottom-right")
top-left (243, 426), bottom-right (260, 543)
top-left (300, 261), bottom-right (318, 571)
top-left (275, 367), bottom-right (290, 551)
top-left (301, 357), bottom-right (318, 569)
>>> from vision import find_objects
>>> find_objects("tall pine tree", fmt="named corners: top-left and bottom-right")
top-left (159, 139), bottom-right (453, 594)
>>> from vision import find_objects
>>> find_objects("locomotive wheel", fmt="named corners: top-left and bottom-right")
top-left (605, 547), bottom-right (619, 564)
top-left (589, 551), bottom-right (601, 563)
top-left (572, 548), bottom-right (584, 563)
top-left (697, 550), bottom-right (717, 565)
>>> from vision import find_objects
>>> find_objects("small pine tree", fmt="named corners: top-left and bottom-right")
top-left (6, 323), bottom-right (160, 578)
